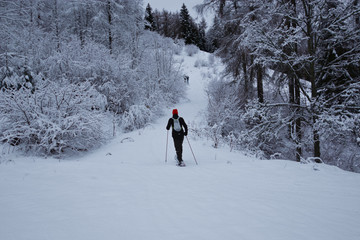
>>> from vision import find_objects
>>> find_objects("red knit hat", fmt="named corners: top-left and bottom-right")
top-left (172, 109), bottom-right (178, 115)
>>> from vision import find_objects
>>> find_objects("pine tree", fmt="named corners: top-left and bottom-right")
top-left (197, 18), bottom-right (207, 51)
top-left (205, 16), bottom-right (223, 52)
top-left (161, 10), bottom-right (170, 37)
top-left (144, 3), bottom-right (156, 31)
top-left (180, 4), bottom-right (194, 45)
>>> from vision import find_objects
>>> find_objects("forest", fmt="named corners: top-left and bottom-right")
top-left (1, 0), bottom-right (360, 172)
top-left (196, 0), bottom-right (360, 172)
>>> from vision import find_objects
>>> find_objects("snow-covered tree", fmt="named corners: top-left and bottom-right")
top-left (180, 4), bottom-right (193, 44)
top-left (0, 77), bottom-right (108, 155)
top-left (200, 0), bottom-right (360, 171)
top-left (150, 4), bottom-right (207, 50)
top-left (205, 16), bottom-right (223, 52)
top-left (144, 3), bottom-right (156, 31)
top-left (0, 0), bottom-right (186, 157)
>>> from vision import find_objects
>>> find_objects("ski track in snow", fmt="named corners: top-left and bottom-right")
top-left (1, 50), bottom-right (360, 240)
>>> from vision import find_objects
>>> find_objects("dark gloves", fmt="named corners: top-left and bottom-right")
top-left (184, 131), bottom-right (188, 136)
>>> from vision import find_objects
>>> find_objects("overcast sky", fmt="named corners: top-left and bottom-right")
top-left (145, 0), bottom-right (213, 24)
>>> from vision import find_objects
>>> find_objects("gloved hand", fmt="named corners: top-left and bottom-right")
top-left (184, 131), bottom-right (188, 136)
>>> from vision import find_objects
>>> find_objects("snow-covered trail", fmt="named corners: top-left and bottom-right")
top-left (1, 50), bottom-right (360, 240)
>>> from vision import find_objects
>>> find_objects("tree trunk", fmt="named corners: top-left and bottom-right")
top-left (257, 64), bottom-right (264, 103)
top-left (54, 0), bottom-right (60, 52)
top-left (107, 1), bottom-right (112, 54)
top-left (355, 0), bottom-right (359, 26)
top-left (286, 0), bottom-right (302, 162)
top-left (249, 55), bottom-right (254, 99)
top-left (309, 41), bottom-right (321, 161)
top-left (295, 78), bottom-right (302, 162)
top-left (304, 0), bottom-right (321, 161)
top-left (219, 0), bottom-right (226, 18)
top-left (288, 76), bottom-right (295, 141)
top-left (77, 11), bottom-right (84, 48)
top-left (242, 52), bottom-right (249, 101)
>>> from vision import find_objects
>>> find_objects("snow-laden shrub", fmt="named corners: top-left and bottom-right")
top-left (203, 78), bottom-right (243, 147)
top-left (206, 79), bottom-right (242, 132)
top-left (173, 39), bottom-right (185, 55)
top-left (208, 54), bottom-right (215, 66)
top-left (138, 32), bottom-right (186, 107)
top-left (238, 101), bottom-right (295, 157)
top-left (185, 44), bottom-right (199, 56)
top-left (172, 42), bottom-right (184, 55)
top-left (204, 77), bottom-right (299, 159)
top-left (121, 105), bottom-right (152, 132)
top-left (0, 78), bottom-right (108, 156)
top-left (194, 59), bottom-right (208, 68)
top-left (43, 39), bottom-right (117, 85)
top-left (315, 101), bottom-right (360, 171)
top-left (0, 66), bottom-right (35, 91)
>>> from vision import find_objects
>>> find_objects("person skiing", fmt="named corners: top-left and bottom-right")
top-left (166, 109), bottom-right (188, 166)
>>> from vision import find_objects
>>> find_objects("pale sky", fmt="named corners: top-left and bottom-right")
top-left (145, 0), bottom-right (213, 24)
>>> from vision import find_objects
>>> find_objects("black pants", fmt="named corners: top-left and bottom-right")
top-left (173, 136), bottom-right (184, 162)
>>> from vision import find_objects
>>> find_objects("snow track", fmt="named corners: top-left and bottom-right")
top-left (1, 50), bottom-right (360, 240)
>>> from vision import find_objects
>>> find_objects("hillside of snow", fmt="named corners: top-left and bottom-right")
top-left (1, 49), bottom-right (360, 240)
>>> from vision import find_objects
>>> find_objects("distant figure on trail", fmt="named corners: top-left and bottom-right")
top-left (166, 109), bottom-right (188, 166)
top-left (183, 75), bottom-right (189, 84)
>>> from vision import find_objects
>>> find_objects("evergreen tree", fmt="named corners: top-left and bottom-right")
top-left (197, 18), bottom-right (207, 51)
top-left (160, 10), bottom-right (170, 37)
top-left (180, 4), bottom-right (195, 45)
top-left (150, 4), bottom-right (208, 50)
top-left (205, 16), bottom-right (223, 52)
top-left (153, 9), bottom-right (181, 39)
top-left (144, 3), bottom-right (156, 31)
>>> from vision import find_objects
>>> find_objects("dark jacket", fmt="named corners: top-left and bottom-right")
top-left (166, 114), bottom-right (188, 139)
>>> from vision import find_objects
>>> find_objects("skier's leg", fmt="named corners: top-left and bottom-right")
top-left (173, 138), bottom-right (183, 163)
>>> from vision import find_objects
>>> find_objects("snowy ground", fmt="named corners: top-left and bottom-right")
top-left (1, 50), bottom-right (360, 240)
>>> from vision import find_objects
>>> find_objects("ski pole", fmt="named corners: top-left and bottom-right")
top-left (165, 130), bottom-right (169, 163)
top-left (186, 136), bottom-right (198, 165)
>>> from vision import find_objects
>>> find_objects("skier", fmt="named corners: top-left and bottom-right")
top-left (166, 109), bottom-right (188, 166)
top-left (183, 75), bottom-right (189, 84)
